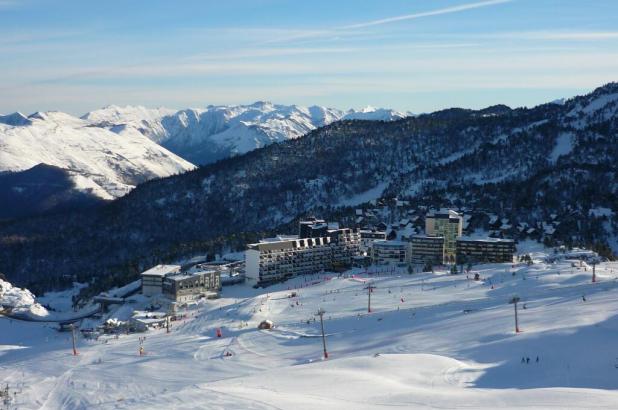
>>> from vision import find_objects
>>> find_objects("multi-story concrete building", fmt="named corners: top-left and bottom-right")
top-left (141, 264), bottom-right (181, 296)
top-left (245, 220), bottom-right (360, 285)
top-left (371, 240), bottom-right (408, 265)
top-left (162, 269), bottom-right (221, 303)
top-left (456, 237), bottom-right (516, 264)
top-left (408, 235), bottom-right (445, 265)
top-left (425, 209), bottom-right (463, 263)
top-left (359, 230), bottom-right (387, 254)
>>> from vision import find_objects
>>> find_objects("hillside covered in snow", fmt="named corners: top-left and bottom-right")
top-left (2, 247), bottom-right (618, 408)
top-left (0, 111), bottom-right (195, 203)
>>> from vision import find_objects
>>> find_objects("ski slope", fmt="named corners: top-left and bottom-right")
top-left (2, 248), bottom-right (618, 409)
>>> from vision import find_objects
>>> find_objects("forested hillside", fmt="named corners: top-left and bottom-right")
top-left (1, 83), bottom-right (616, 295)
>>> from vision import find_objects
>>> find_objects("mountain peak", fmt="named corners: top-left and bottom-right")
top-left (343, 107), bottom-right (408, 121)
top-left (248, 101), bottom-right (275, 110)
top-left (0, 112), bottom-right (31, 126)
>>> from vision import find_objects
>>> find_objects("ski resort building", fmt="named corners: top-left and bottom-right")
top-left (359, 230), bottom-right (388, 254)
top-left (425, 209), bottom-right (463, 263)
top-left (371, 240), bottom-right (408, 265)
top-left (245, 220), bottom-right (360, 285)
top-left (455, 237), bottom-right (516, 264)
top-left (141, 264), bottom-right (221, 302)
top-left (408, 235), bottom-right (445, 265)
top-left (162, 269), bottom-right (221, 303)
top-left (141, 264), bottom-right (181, 296)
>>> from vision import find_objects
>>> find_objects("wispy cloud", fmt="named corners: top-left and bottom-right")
top-left (187, 47), bottom-right (359, 61)
top-left (259, 0), bottom-right (513, 45)
top-left (341, 0), bottom-right (513, 29)
top-left (500, 31), bottom-right (618, 40)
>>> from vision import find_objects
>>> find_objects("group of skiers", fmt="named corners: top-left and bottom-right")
top-left (521, 356), bottom-right (539, 364)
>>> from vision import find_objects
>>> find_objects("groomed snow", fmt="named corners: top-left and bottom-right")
top-left (3, 248), bottom-right (618, 409)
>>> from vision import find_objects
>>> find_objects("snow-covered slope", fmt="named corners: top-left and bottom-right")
top-left (84, 103), bottom-right (410, 165)
top-left (0, 277), bottom-right (47, 318)
top-left (0, 111), bottom-right (195, 199)
top-left (3, 246), bottom-right (618, 408)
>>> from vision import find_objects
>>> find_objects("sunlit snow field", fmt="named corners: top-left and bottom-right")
top-left (2, 243), bottom-right (618, 409)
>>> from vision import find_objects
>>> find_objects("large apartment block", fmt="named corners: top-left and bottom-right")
top-left (425, 209), bottom-right (463, 263)
top-left (141, 264), bottom-right (181, 296)
top-left (372, 240), bottom-right (408, 265)
top-left (456, 237), bottom-right (516, 264)
top-left (359, 230), bottom-right (388, 254)
top-left (141, 264), bottom-right (220, 303)
top-left (162, 269), bottom-right (221, 303)
top-left (408, 235), bottom-right (445, 265)
top-left (245, 219), bottom-right (360, 284)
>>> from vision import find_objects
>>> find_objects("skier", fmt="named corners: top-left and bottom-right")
top-left (521, 357), bottom-right (525, 364)
top-left (582, 295), bottom-right (587, 302)
top-left (526, 357), bottom-right (530, 364)
top-left (536, 356), bottom-right (539, 363)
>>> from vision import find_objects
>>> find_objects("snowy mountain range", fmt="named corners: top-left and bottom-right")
top-left (0, 103), bottom-right (408, 210)
top-left (83, 102), bottom-right (411, 165)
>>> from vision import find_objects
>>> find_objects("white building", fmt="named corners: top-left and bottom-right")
top-left (162, 269), bottom-right (221, 303)
top-left (245, 221), bottom-right (360, 285)
top-left (141, 264), bottom-right (181, 296)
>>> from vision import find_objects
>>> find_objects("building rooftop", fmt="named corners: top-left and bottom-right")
top-left (409, 234), bottom-right (445, 240)
top-left (427, 209), bottom-right (462, 219)
top-left (140, 264), bottom-right (181, 277)
top-left (458, 236), bottom-right (515, 243)
top-left (373, 240), bottom-right (407, 247)
top-left (259, 235), bottom-right (299, 243)
top-left (166, 270), bottom-right (217, 281)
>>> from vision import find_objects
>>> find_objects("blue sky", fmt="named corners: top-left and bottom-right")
top-left (1, 0), bottom-right (617, 115)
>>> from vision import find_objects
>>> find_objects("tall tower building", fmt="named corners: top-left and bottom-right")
top-left (425, 209), bottom-right (463, 263)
